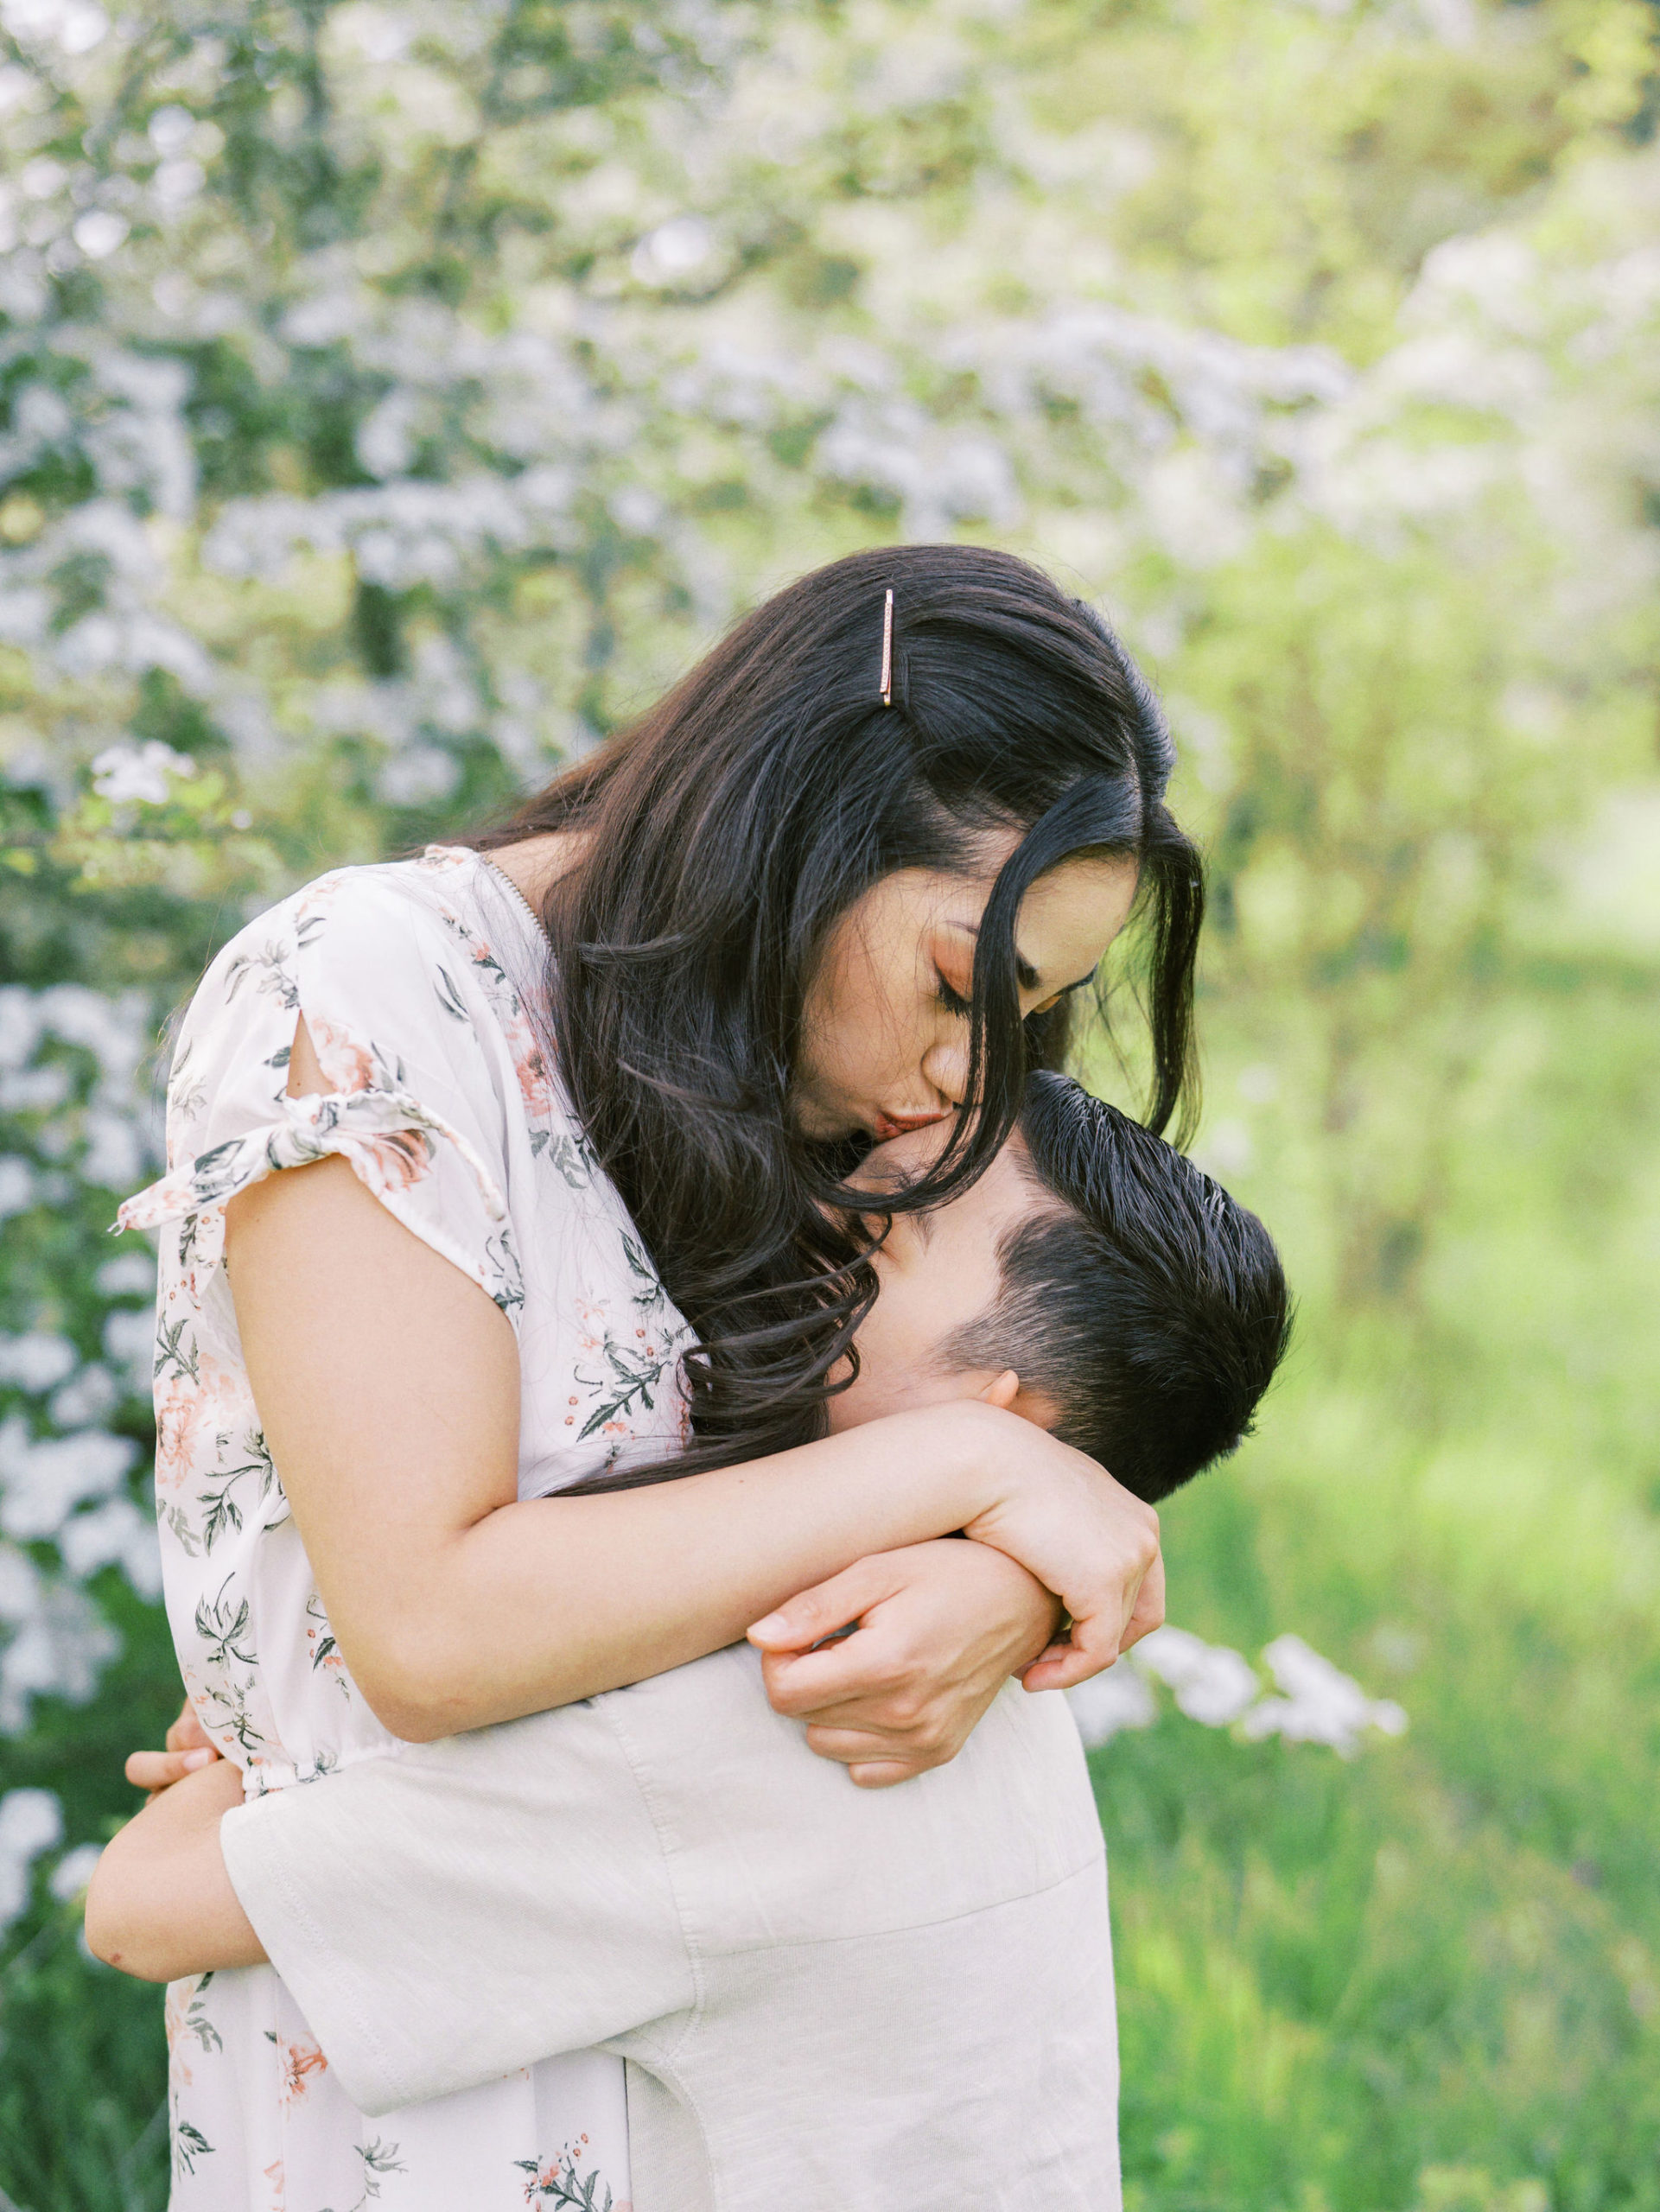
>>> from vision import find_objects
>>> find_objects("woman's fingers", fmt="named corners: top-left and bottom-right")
top-left (747, 1554), bottom-right (900, 1656)
top-left (961, 1441), bottom-right (1162, 1694)
top-left (758, 1632), bottom-right (900, 1719)
top-left (1118, 1545), bottom-right (1166, 1654)
top-left (125, 1696), bottom-right (221, 1797)
top-left (802, 1723), bottom-right (944, 1787)
top-left (162, 1698), bottom-right (215, 1757)
top-left (124, 1747), bottom-right (218, 1794)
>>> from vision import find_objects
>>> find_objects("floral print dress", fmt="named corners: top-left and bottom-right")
top-left (118, 846), bottom-right (696, 2212)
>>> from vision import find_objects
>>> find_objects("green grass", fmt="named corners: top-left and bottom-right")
top-left (2, 954), bottom-right (1654, 2212)
top-left (1097, 952), bottom-right (1660, 2210)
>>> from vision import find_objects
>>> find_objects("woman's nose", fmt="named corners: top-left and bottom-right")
top-left (921, 1035), bottom-right (971, 1109)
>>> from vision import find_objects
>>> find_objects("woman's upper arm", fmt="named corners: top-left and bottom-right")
top-left (221, 1017), bottom-right (522, 1731)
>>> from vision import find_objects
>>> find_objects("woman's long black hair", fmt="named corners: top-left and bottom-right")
top-left (476, 543), bottom-right (1204, 1476)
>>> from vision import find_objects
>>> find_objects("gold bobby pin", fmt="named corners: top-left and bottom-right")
top-left (879, 587), bottom-right (894, 706)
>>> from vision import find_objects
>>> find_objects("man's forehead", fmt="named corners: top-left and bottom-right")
top-left (855, 1127), bottom-right (1046, 1231)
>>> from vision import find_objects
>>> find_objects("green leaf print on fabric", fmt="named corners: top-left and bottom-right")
top-left (574, 1332), bottom-right (671, 1442)
top-left (155, 1313), bottom-right (200, 1384)
top-left (321, 2138), bottom-right (407, 2212)
top-left (306, 1589), bottom-right (348, 1693)
top-left (199, 1428), bottom-right (277, 1551)
top-left (173, 2120), bottom-right (213, 2178)
top-left (192, 1577), bottom-right (268, 1758)
top-left (182, 1974), bottom-right (223, 2054)
top-left (534, 1130), bottom-right (595, 1189)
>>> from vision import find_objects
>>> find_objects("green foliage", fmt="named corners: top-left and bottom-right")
top-left (0, 0), bottom-right (1657, 2203)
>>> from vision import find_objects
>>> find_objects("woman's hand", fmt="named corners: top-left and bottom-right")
top-left (949, 1402), bottom-right (1164, 1691)
top-left (124, 1696), bottom-right (221, 1798)
top-left (749, 1538), bottom-right (1062, 1787)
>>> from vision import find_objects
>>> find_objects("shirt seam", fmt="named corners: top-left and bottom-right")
top-left (219, 1801), bottom-right (410, 2109)
top-left (590, 1695), bottom-right (710, 2069)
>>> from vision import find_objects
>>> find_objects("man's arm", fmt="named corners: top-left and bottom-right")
top-left (85, 1758), bottom-right (264, 1982)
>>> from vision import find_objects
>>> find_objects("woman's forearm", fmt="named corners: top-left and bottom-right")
top-left (346, 1404), bottom-right (1010, 1739)
top-left (86, 1758), bottom-right (264, 1983)
top-left (226, 1154), bottom-right (1148, 1743)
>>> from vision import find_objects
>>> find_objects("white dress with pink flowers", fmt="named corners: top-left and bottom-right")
top-left (118, 845), bottom-right (696, 2212)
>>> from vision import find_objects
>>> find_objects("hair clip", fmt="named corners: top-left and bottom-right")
top-left (879, 588), bottom-right (894, 707)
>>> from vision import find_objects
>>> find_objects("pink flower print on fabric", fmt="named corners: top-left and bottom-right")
top-left (153, 1355), bottom-right (249, 1498)
top-left (443, 916), bottom-right (557, 1122)
top-left (274, 2033), bottom-right (328, 2107)
top-left (303, 1013), bottom-right (374, 1095)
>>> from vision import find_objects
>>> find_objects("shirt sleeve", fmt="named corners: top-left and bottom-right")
top-left (218, 1703), bottom-right (695, 2117)
top-left (118, 868), bottom-right (525, 1323)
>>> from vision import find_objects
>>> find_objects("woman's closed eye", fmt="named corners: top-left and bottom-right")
top-left (933, 969), bottom-right (971, 1018)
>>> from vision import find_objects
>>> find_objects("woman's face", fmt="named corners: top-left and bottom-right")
top-left (792, 840), bottom-right (1141, 1142)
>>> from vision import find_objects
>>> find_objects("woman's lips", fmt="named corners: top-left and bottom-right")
top-left (872, 1110), bottom-right (950, 1142)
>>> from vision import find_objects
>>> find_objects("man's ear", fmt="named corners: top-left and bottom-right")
top-left (975, 1369), bottom-right (1022, 1412)
top-left (972, 1366), bottom-right (1064, 1433)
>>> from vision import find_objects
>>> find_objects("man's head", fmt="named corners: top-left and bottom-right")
top-left (830, 1072), bottom-right (1291, 1503)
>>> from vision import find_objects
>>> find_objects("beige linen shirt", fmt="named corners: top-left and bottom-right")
top-left (220, 1641), bottom-right (1122, 2212)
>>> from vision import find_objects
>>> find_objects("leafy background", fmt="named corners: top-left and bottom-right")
top-left (0, 0), bottom-right (1657, 2204)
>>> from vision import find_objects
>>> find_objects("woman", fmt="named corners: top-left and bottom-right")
top-left (120, 543), bottom-right (1201, 2206)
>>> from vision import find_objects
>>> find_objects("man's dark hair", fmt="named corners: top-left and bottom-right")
top-left (940, 1072), bottom-right (1291, 1503)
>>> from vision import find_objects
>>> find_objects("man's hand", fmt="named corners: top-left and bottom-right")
top-left (124, 1696), bottom-right (221, 1798)
top-left (748, 1538), bottom-right (1062, 1788)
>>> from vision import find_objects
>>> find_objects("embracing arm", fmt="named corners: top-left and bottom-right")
top-left (85, 1757), bottom-right (260, 1983)
top-left (224, 1031), bottom-right (1158, 1745)
top-left (228, 1154), bottom-right (1151, 1741)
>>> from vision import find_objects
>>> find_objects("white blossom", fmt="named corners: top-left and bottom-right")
top-left (0, 1157), bottom-right (34, 1222)
top-left (0, 1414), bottom-right (139, 1542)
top-left (0, 1542), bottom-right (120, 1735)
top-left (90, 741), bottom-right (197, 806)
top-left (56, 1495), bottom-right (162, 1598)
top-left (47, 1839), bottom-right (103, 1902)
top-left (95, 1252), bottom-right (156, 1299)
top-left (1069, 1626), bottom-right (1409, 1756)
top-left (100, 1306), bottom-right (152, 1393)
top-left (0, 1332), bottom-right (79, 1394)
top-left (632, 215), bottom-right (716, 284)
top-left (0, 1062), bottom-right (73, 1113)
top-left (1134, 1625), bottom-right (1262, 1726)
top-left (71, 207), bottom-right (126, 258)
top-left (377, 745), bottom-right (462, 807)
top-left (0, 0), bottom-right (105, 52)
top-left (1241, 1636), bottom-right (1409, 1758)
top-left (0, 1785), bottom-right (62, 1933)
top-left (1067, 1662), bottom-right (1158, 1747)
top-left (48, 1363), bottom-right (119, 1428)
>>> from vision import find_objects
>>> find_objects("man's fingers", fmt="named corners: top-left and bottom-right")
top-left (846, 1761), bottom-right (921, 1789)
top-left (124, 1746), bottom-right (217, 1793)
